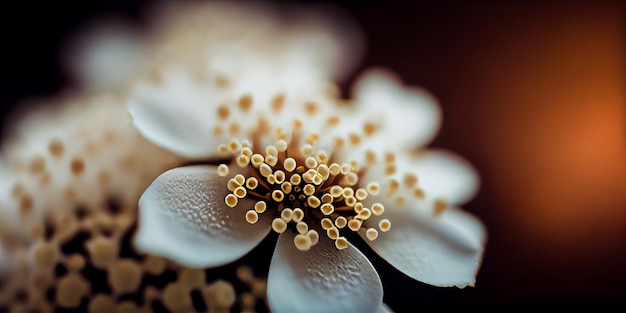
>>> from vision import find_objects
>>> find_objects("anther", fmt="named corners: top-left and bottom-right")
top-left (335, 237), bottom-right (348, 250)
top-left (317, 164), bottom-right (330, 180)
top-left (272, 218), bottom-right (287, 233)
top-left (289, 174), bottom-right (301, 185)
top-left (320, 203), bottom-right (334, 215)
top-left (371, 203), bottom-right (385, 216)
top-left (329, 163), bottom-right (341, 176)
top-left (245, 210), bottom-right (259, 224)
top-left (259, 164), bottom-right (272, 177)
top-left (274, 170), bottom-right (285, 183)
top-left (300, 144), bottom-right (314, 157)
top-left (234, 174), bottom-right (245, 186)
top-left (236, 155), bottom-right (250, 167)
top-left (347, 219), bottom-right (362, 231)
top-left (355, 188), bottom-right (368, 201)
top-left (228, 139), bottom-right (241, 152)
top-left (254, 201), bottom-right (267, 213)
top-left (296, 221), bottom-right (308, 234)
top-left (281, 182), bottom-right (292, 194)
top-left (307, 196), bottom-right (321, 208)
top-left (307, 230), bottom-right (319, 246)
top-left (379, 219), bottom-right (391, 232)
top-left (233, 187), bottom-right (247, 198)
top-left (366, 228), bottom-right (379, 241)
top-left (225, 194), bottom-right (238, 208)
top-left (283, 158), bottom-right (297, 172)
top-left (344, 196), bottom-right (357, 207)
top-left (294, 234), bottom-right (312, 251)
top-left (327, 227), bottom-right (339, 240)
top-left (366, 182), bottom-right (380, 196)
top-left (303, 184), bottom-right (316, 196)
top-left (334, 216), bottom-right (347, 228)
top-left (305, 157), bottom-right (317, 169)
top-left (246, 177), bottom-right (258, 190)
top-left (240, 147), bottom-right (253, 157)
top-left (251, 154), bottom-right (264, 168)
top-left (280, 208), bottom-right (294, 222)
top-left (356, 208), bottom-right (371, 220)
top-left (321, 218), bottom-right (333, 230)
top-left (227, 179), bottom-right (240, 192)
top-left (292, 208), bottom-right (304, 222)
top-left (272, 190), bottom-right (284, 202)
top-left (217, 164), bottom-right (229, 177)
top-left (275, 140), bottom-right (288, 152)
top-left (329, 186), bottom-right (343, 198)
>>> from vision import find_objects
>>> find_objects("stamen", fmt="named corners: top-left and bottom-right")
top-left (275, 140), bottom-right (288, 152)
top-left (217, 164), bottom-right (229, 177)
top-left (320, 203), bottom-right (334, 215)
top-left (347, 219), bottom-right (362, 231)
top-left (334, 216), bottom-right (347, 228)
top-left (307, 196), bottom-right (321, 208)
top-left (245, 210), bottom-right (259, 224)
top-left (236, 155), bottom-right (250, 167)
top-left (219, 134), bottom-right (391, 251)
top-left (254, 201), bottom-right (267, 213)
top-left (379, 219), bottom-right (391, 232)
top-left (321, 218), bottom-right (333, 230)
top-left (294, 234), bottom-right (312, 251)
top-left (292, 208), bottom-right (304, 223)
top-left (335, 237), bottom-right (348, 250)
top-left (296, 221), bottom-right (308, 234)
top-left (225, 194), bottom-right (238, 208)
top-left (272, 190), bottom-right (284, 202)
top-left (234, 174), bottom-right (245, 186)
top-left (280, 208), bottom-right (293, 222)
top-left (307, 230), bottom-right (319, 246)
top-left (233, 187), bottom-right (247, 198)
top-left (251, 154), bottom-right (264, 168)
top-left (371, 203), bottom-right (385, 216)
top-left (366, 182), bottom-right (380, 195)
top-left (246, 177), bottom-right (258, 190)
top-left (365, 228), bottom-right (379, 241)
top-left (327, 227), bottom-right (339, 240)
top-left (272, 218), bottom-right (287, 233)
top-left (283, 158), bottom-right (297, 172)
top-left (280, 182), bottom-right (292, 194)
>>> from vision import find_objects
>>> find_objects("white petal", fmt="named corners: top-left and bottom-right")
top-left (376, 303), bottom-right (394, 313)
top-left (267, 231), bottom-right (383, 313)
top-left (405, 149), bottom-right (480, 206)
top-left (362, 207), bottom-right (486, 288)
top-left (127, 71), bottom-right (221, 159)
top-left (353, 67), bottom-right (441, 148)
top-left (134, 165), bottom-right (271, 268)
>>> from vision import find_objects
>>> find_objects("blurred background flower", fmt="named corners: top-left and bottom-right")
top-left (1, 0), bottom-right (624, 311)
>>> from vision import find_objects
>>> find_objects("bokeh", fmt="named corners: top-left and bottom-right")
top-left (1, 0), bottom-right (624, 311)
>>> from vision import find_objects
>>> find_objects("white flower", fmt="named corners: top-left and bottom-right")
top-left (129, 65), bottom-right (487, 313)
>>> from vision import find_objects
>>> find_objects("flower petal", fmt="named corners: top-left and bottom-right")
top-left (267, 231), bottom-right (383, 313)
top-left (134, 165), bottom-right (271, 268)
top-left (362, 206), bottom-right (486, 288)
top-left (127, 70), bottom-right (221, 159)
top-left (405, 149), bottom-right (480, 206)
top-left (353, 67), bottom-right (442, 148)
top-left (377, 303), bottom-right (394, 313)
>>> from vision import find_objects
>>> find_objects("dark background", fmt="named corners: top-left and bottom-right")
top-left (1, 0), bottom-right (625, 311)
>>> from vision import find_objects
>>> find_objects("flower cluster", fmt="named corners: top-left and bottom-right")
top-left (127, 3), bottom-right (487, 313)
top-left (0, 2), bottom-right (487, 312)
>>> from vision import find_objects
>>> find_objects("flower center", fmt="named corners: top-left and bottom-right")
top-left (217, 137), bottom-right (391, 251)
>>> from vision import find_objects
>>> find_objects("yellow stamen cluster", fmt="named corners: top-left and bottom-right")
top-left (219, 137), bottom-right (391, 251)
